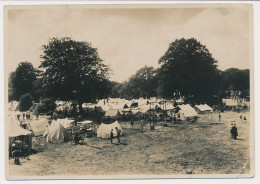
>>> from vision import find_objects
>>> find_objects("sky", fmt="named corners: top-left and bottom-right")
top-left (5, 4), bottom-right (252, 82)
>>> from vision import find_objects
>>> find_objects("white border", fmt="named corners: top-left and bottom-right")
top-left (1, 1), bottom-right (259, 184)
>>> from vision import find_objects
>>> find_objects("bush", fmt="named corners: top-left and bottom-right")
top-left (36, 98), bottom-right (56, 114)
top-left (18, 93), bottom-right (33, 112)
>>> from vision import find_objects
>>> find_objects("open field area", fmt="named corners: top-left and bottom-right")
top-left (8, 110), bottom-right (251, 176)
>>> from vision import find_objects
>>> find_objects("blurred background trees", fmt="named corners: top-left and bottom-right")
top-left (8, 37), bottom-right (250, 111)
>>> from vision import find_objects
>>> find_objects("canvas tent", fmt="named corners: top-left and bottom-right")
top-left (29, 119), bottom-right (49, 136)
top-left (104, 109), bottom-right (120, 118)
top-left (178, 104), bottom-right (198, 120)
top-left (8, 118), bottom-right (32, 137)
top-left (97, 121), bottom-right (123, 138)
top-left (8, 117), bottom-right (33, 155)
top-left (222, 98), bottom-right (238, 107)
top-left (55, 118), bottom-right (75, 128)
top-left (43, 122), bottom-right (72, 143)
top-left (195, 104), bottom-right (213, 114)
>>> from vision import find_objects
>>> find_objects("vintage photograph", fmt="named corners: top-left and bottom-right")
top-left (4, 4), bottom-right (254, 179)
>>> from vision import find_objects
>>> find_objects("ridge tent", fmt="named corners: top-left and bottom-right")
top-left (177, 104), bottom-right (198, 120)
top-left (97, 121), bottom-right (123, 138)
top-left (222, 98), bottom-right (238, 107)
top-left (56, 118), bottom-right (75, 128)
top-left (195, 104), bottom-right (213, 114)
top-left (104, 109), bottom-right (120, 118)
top-left (29, 119), bottom-right (49, 136)
top-left (8, 117), bottom-right (32, 137)
top-left (43, 122), bottom-right (72, 143)
top-left (8, 117), bottom-right (33, 155)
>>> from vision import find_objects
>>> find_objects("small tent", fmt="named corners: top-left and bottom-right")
top-left (8, 117), bottom-right (33, 155)
top-left (29, 119), bottom-right (49, 136)
top-left (43, 122), bottom-right (72, 143)
top-left (195, 104), bottom-right (213, 114)
top-left (97, 121), bottom-right (123, 138)
top-left (222, 98), bottom-right (238, 107)
top-left (104, 109), bottom-right (120, 118)
top-left (178, 104), bottom-right (198, 120)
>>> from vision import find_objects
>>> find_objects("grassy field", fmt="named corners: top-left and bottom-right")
top-left (8, 110), bottom-right (251, 177)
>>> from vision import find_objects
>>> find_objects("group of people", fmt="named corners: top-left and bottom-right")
top-left (110, 127), bottom-right (121, 144)
top-left (17, 112), bottom-right (31, 121)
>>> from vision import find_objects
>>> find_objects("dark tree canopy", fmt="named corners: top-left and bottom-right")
top-left (18, 93), bottom-right (33, 112)
top-left (126, 66), bottom-right (158, 99)
top-left (40, 37), bottom-right (110, 109)
top-left (36, 98), bottom-right (56, 114)
top-left (222, 68), bottom-right (249, 91)
top-left (8, 62), bottom-right (37, 101)
top-left (158, 38), bottom-right (221, 103)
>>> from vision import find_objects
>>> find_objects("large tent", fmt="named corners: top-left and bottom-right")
top-left (97, 121), bottom-right (123, 138)
top-left (195, 104), bottom-right (213, 114)
top-left (55, 118), bottom-right (75, 128)
top-left (178, 104), bottom-right (198, 120)
top-left (8, 117), bottom-right (33, 155)
top-left (29, 119), bottom-right (49, 136)
top-left (43, 122), bottom-right (72, 143)
top-left (8, 117), bottom-right (32, 137)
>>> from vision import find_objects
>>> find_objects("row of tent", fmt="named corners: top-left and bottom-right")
top-left (8, 104), bottom-right (213, 145)
top-left (8, 115), bottom-right (123, 144)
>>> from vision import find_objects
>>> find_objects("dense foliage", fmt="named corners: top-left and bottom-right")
top-left (36, 98), bottom-right (57, 114)
top-left (8, 62), bottom-right (38, 101)
top-left (39, 37), bottom-right (110, 111)
top-left (18, 93), bottom-right (33, 112)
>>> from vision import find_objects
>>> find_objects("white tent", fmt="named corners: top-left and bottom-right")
top-left (104, 109), bottom-right (120, 118)
top-left (8, 118), bottom-right (32, 137)
top-left (195, 104), bottom-right (213, 114)
top-left (43, 122), bottom-right (72, 143)
top-left (78, 120), bottom-right (93, 129)
top-left (222, 98), bottom-right (238, 107)
top-left (178, 104), bottom-right (198, 120)
top-left (55, 118), bottom-right (75, 128)
top-left (97, 121), bottom-right (123, 138)
top-left (29, 119), bottom-right (49, 136)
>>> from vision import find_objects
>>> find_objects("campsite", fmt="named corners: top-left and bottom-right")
top-left (7, 99), bottom-right (251, 176)
top-left (5, 5), bottom-right (252, 178)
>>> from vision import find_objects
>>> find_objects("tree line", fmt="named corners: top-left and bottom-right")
top-left (8, 37), bottom-right (249, 112)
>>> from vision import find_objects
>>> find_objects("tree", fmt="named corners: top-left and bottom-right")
top-left (36, 98), bottom-right (56, 114)
top-left (222, 68), bottom-right (249, 91)
top-left (18, 93), bottom-right (33, 112)
top-left (158, 38), bottom-right (221, 104)
top-left (8, 62), bottom-right (37, 101)
top-left (40, 37), bottom-right (110, 112)
top-left (125, 66), bottom-right (158, 99)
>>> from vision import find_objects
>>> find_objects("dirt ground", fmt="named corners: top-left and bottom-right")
top-left (8, 110), bottom-right (251, 176)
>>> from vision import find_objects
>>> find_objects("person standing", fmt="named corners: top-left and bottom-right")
top-left (231, 124), bottom-right (238, 140)
top-left (130, 119), bottom-right (134, 129)
top-left (230, 123), bottom-right (234, 138)
top-left (115, 127), bottom-right (121, 144)
top-left (110, 129), bottom-right (114, 144)
top-left (218, 112), bottom-right (221, 122)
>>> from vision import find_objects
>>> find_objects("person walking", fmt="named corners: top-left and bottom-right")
top-left (110, 129), bottom-right (114, 144)
top-left (115, 127), bottom-right (121, 144)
